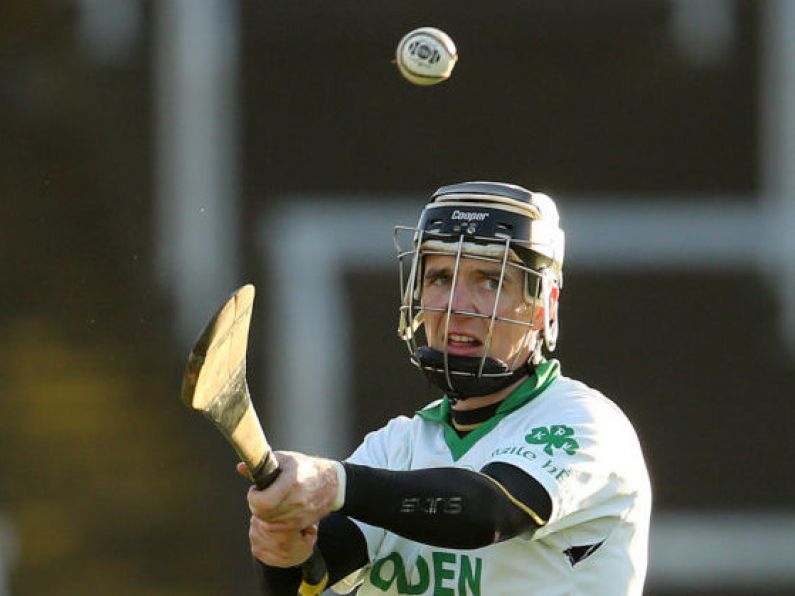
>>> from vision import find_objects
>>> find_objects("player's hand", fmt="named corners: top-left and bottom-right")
top-left (236, 461), bottom-right (254, 481)
top-left (246, 451), bottom-right (340, 530)
top-left (248, 516), bottom-right (317, 568)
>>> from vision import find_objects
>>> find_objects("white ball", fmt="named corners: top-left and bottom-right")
top-left (395, 27), bottom-right (458, 86)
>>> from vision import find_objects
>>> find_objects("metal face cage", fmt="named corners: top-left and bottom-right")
top-left (394, 226), bottom-right (553, 392)
top-left (393, 182), bottom-right (564, 397)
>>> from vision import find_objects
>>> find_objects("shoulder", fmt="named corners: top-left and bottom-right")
top-left (540, 375), bottom-right (635, 428)
top-left (511, 374), bottom-right (646, 462)
top-left (362, 412), bottom-right (420, 443)
top-left (347, 407), bottom-right (436, 468)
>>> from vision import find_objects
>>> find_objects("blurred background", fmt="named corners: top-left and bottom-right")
top-left (2, 0), bottom-right (794, 594)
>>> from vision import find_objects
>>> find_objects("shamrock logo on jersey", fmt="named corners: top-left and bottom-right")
top-left (525, 425), bottom-right (579, 456)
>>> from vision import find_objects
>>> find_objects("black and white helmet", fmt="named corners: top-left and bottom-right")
top-left (394, 181), bottom-right (565, 400)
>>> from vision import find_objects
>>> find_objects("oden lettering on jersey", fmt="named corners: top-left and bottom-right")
top-left (451, 210), bottom-right (489, 222)
top-left (369, 551), bottom-right (482, 595)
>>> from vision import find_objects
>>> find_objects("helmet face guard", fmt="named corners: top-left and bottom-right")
top-left (394, 182), bottom-right (565, 400)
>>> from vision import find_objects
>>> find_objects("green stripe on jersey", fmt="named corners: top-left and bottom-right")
top-left (416, 359), bottom-right (560, 460)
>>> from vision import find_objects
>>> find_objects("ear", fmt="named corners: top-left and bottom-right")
top-left (548, 285), bottom-right (560, 323)
top-left (532, 283), bottom-right (559, 329)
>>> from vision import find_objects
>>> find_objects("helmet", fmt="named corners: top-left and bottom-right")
top-left (394, 181), bottom-right (565, 400)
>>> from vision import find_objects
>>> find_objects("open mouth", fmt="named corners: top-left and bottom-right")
top-left (445, 333), bottom-right (483, 356)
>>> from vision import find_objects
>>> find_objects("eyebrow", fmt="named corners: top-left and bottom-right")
top-left (423, 265), bottom-right (451, 279)
top-left (474, 267), bottom-right (504, 277)
top-left (423, 265), bottom-right (516, 281)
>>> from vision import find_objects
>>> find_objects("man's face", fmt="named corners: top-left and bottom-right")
top-left (420, 253), bottom-right (545, 368)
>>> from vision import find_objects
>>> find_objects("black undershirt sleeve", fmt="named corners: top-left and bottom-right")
top-left (340, 461), bottom-right (552, 549)
top-left (318, 511), bottom-right (370, 584)
top-left (254, 462), bottom-right (552, 593)
top-left (480, 461), bottom-right (553, 521)
top-left (254, 512), bottom-right (369, 595)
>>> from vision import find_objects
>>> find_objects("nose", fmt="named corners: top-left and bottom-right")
top-left (449, 279), bottom-right (477, 314)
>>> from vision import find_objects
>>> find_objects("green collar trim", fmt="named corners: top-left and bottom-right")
top-left (417, 359), bottom-right (560, 461)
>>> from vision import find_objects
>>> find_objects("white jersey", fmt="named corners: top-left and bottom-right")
top-left (332, 361), bottom-right (651, 596)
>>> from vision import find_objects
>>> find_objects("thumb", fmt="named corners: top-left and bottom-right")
top-left (300, 525), bottom-right (319, 547)
top-left (236, 462), bottom-right (253, 481)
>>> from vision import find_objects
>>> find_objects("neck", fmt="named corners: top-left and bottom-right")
top-left (450, 374), bottom-right (528, 411)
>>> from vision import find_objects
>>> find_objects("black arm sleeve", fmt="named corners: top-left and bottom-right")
top-left (317, 511), bottom-right (370, 585)
top-left (340, 462), bottom-right (552, 550)
top-left (254, 512), bottom-right (369, 595)
top-left (254, 560), bottom-right (300, 596)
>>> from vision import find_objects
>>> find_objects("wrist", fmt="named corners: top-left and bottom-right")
top-left (331, 460), bottom-right (347, 511)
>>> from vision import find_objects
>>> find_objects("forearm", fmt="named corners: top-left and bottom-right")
top-left (254, 560), bottom-right (301, 596)
top-left (339, 462), bottom-right (551, 549)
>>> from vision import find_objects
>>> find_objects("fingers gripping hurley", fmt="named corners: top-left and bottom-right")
top-left (181, 285), bottom-right (329, 595)
top-left (181, 285), bottom-right (279, 488)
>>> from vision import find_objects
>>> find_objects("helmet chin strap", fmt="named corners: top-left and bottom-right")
top-left (413, 346), bottom-right (534, 402)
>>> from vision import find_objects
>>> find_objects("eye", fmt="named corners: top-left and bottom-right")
top-left (424, 271), bottom-right (451, 287)
top-left (484, 277), bottom-right (501, 291)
